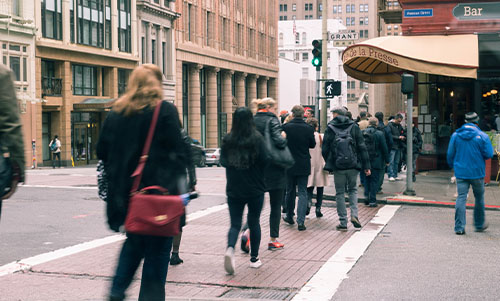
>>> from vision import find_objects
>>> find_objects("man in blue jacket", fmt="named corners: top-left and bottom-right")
top-left (447, 112), bottom-right (493, 235)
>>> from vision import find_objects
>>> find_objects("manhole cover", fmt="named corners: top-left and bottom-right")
top-left (221, 288), bottom-right (293, 300)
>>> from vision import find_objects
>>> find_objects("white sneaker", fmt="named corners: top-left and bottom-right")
top-left (249, 258), bottom-right (262, 269)
top-left (451, 176), bottom-right (456, 184)
top-left (224, 247), bottom-right (235, 275)
top-left (389, 177), bottom-right (396, 182)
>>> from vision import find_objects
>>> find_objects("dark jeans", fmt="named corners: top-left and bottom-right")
top-left (268, 189), bottom-right (284, 238)
top-left (52, 152), bottom-right (61, 168)
top-left (360, 172), bottom-right (366, 186)
top-left (333, 169), bottom-right (359, 227)
top-left (364, 169), bottom-right (382, 205)
top-left (307, 186), bottom-right (324, 208)
top-left (110, 234), bottom-right (173, 301)
top-left (227, 194), bottom-right (264, 258)
top-left (378, 166), bottom-right (386, 191)
top-left (285, 174), bottom-right (308, 224)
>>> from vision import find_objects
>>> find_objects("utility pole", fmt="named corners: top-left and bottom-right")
top-left (320, 0), bottom-right (328, 132)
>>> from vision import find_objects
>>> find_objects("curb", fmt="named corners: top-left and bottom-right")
top-left (318, 194), bottom-right (500, 211)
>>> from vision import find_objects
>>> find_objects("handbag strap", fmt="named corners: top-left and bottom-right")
top-left (130, 101), bottom-right (163, 194)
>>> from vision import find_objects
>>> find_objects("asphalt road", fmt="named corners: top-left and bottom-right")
top-left (0, 166), bottom-right (227, 266)
top-left (333, 206), bottom-right (500, 300)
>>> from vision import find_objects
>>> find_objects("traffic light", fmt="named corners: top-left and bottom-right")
top-left (312, 40), bottom-right (322, 67)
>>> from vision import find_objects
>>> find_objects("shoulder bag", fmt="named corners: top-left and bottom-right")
top-left (124, 101), bottom-right (185, 237)
top-left (264, 119), bottom-right (295, 169)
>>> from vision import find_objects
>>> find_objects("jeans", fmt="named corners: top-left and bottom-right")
top-left (412, 154), bottom-right (419, 179)
top-left (360, 172), bottom-right (366, 186)
top-left (268, 189), bottom-right (284, 238)
top-left (455, 178), bottom-right (485, 232)
top-left (377, 166), bottom-right (386, 192)
top-left (364, 169), bottom-right (381, 205)
top-left (285, 174), bottom-right (309, 225)
top-left (227, 194), bottom-right (264, 258)
top-left (110, 234), bottom-right (173, 301)
top-left (333, 169), bottom-right (359, 227)
top-left (52, 152), bottom-right (61, 168)
top-left (388, 149), bottom-right (400, 178)
top-left (307, 186), bottom-right (324, 209)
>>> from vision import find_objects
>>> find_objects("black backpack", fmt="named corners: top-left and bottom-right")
top-left (328, 123), bottom-right (358, 170)
top-left (362, 128), bottom-right (378, 158)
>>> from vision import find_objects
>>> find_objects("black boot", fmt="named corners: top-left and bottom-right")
top-left (315, 207), bottom-right (323, 218)
top-left (170, 252), bottom-right (184, 265)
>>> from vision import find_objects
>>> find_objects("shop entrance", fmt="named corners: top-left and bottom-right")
top-left (71, 112), bottom-right (101, 165)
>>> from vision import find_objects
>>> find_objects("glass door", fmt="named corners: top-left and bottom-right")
top-left (72, 123), bottom-right (88, 165)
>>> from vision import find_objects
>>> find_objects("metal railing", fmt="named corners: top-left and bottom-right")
top-left (42, 77), bottom-right (62, 96)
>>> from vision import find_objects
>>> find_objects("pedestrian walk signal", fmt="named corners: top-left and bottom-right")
top-left (312, 40), bottom-right (322, 67)
top-left (325, 81), bottom-right (341, 98)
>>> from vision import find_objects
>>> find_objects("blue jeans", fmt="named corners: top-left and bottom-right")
top-left (285, 174), bottom-right (308, 225)
top-left (388, 149), bottom-right (401, 178)
top-left (227, 194), bottom-right (264, 258)
top-left (364, 169), bottom-right (381, 205)
top-left (110, 234), bottom-right (173, 301)
top-left (455, 178), bottom-right (485, 232)
top-left (333, 169), bottom-right (359, 227)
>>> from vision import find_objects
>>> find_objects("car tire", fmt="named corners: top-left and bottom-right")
top-left (199, 157), bottom-right (206, 167)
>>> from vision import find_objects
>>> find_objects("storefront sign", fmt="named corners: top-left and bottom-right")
top-left (342, 46), bottom-right (399, 67)
top-left (453, 2), bottom-right (500, 20)
top-left (404, 9), bottom-right (433, 18)
top-left (329, 32), bottom-right (358, 41)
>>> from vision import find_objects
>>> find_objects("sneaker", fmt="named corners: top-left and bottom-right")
top-left (377, 190), bottom-right (383, 195)
top-left (240, 229), bottom-right (250, 254)
top-left (283, 216), bottom-right (295, 225)
top-left (315, 207), bottom-right (323, 218)
top-left (249, 257), bottom-right (262, 268)
top-left (170, 252), bottom-right (184, 265)
top-left (224, 247), bottom-right (236, 275)
top-left (451, 176), bottom-right (456, 184)
top-left (351, 217), bottom-right (362, 229)
top-left (389, 177), bottom-right (396, 182)
top-left (475, 222), bottom-right (489, 232)
top-left (298, 223), bottom-right (306, 231)
top-left (455, 230), bottom-right (465, 235)
top-left (369, 203), bottom-right (378, 208)
top-left (336, 224), bottom-right (348, 232)
top-left (268, 241), bottom-right (284, 250)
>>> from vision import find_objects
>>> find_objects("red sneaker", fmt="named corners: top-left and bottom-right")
top-left (268, 241), bottom-right (284, 250)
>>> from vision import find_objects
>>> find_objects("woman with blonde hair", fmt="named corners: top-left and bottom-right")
top-left (98, 64), bottom-right (189, 301)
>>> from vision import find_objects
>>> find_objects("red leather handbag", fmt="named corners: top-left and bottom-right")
top-left (124, 101), bottom-right (185, 237)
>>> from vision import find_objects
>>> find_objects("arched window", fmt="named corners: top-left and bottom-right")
top-left (302, 32), bottom-right (307, 45)
top-left (279, 32), bottom-right (283, 46)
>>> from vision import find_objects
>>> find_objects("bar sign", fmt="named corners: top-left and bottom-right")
top-left (404, 9), bottom-right (433, 18)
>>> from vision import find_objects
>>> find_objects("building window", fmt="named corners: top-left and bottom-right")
top-left (351, 17), bottom-right (355, 26)
top-left (279, 32), bottom-right (283, 46)
top-left (360, 18), bottom-right (364, 25)
top-left (302, 32), bottom-right (306, 45)
top-left (327, 52), bottom-right (330, 59)
top-left (364, 30), bottom-right (368, 37)
top-left (359, 30), bottom-right (364, 38)
top-left (365, 4), bottom-right (369, 12)
top-left (292, 15), bottom-right (296, 20)
top-left (360, 4), bottom-right (364, 12)
top-left (72, 65), bottom-right (97, 96)
top-left (3, 43), bottom-right (29, 83)
top-left (309, 3), bottom-right (313, 11)
top-left (351, 4), bottom-right (355, 13)
top-left (347, 81), bottom-right (351, 89)
top-left (305, 15), bottom-right (308, 20)
top-left (352, 81), bottom-right (356, 89)
top-left (365, 17), bottom-right (368, 25)
top-left (302, 52), bottom-right (308, 61)
top-left (292, 3), bottom-right (296, 11)
top-left (346, 17), bottom-right (350, 26)
top-left (279, 52), bottom-right (285, 58)
top-left (394, 25), bottom-right (399, 30)
top-left (141, 37), bottom-right (146, 63)
top-left (105, 0), bottom-right (111, 49)
top-left (295, 32), bottom-right (300, 44)
top-left (76, 0), bottom-right (106, 48)
top-left (118, 0), bottom-right (131, 52)
top-left (284, 4), bottom-right (287, 11)
top-left (42, 60), bottom-right (62, 96)
top-left (305, 3), bottom-right (308, 11)
top-left (151, 39), bottom-right (156, 64)
top-left (319, 4), bottom-right (322, 11)
top-left (387, 25), bottom-right (392, 31)
top-left (302, 67), bottom-right (308, 78)
top-left (294, 52), bottom-right (299, 61)
top-left (283, 16), bottom-right (287, 20)
top-left (346, 4), bottom-right (350, 13)
top-left (333, 6), bottom-right (337, 13)
top-left (118, 69), bottom-right (129, 96)
top-left (279, 16), bottom-right (283, 21)
top-left (338, 5), bottom-right (342, 13)
top-left (41, 0), bottom-right (63, 40)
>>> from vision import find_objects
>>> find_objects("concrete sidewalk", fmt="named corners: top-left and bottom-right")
top-left (323, 170), bottom-right (500, 210)
top-left (0, 200), bottom-right (379, 300)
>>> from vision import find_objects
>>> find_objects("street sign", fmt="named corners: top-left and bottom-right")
top-left (325, 81), bottom-right (341, 98)
top-left (329, 32), bottom-right (358, 41)
top-left (453, 3), bottom-right (500, 20)
top-left (403, 9), bottom-right (433, 18)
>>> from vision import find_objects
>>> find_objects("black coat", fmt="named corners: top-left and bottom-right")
top-left (322, 115), bottom-right (371, 171)
top-left (387, 121), bottom-right (404, 150)
top-left (364, 126), bottom-right (390, 170)
top-left (254, 111), bottom-right (287, 191)
top-left (97, 101), bottom-right (189, 232)
top-left (282, 117), bottom-right (316, 176)
top-left (403, 126), bottom-right (423, 154)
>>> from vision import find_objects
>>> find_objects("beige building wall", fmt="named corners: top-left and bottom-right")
top-left (34, 0), bottom-right (139, 166)
top-left (175, 0), bottom-right (279, 148)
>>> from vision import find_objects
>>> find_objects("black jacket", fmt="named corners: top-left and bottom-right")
top-left (378, 121), bottom-right (393, 150)
top-left (364, 126), bottom-right (390, 170)
top-left (322, 115), bottom-right (371, 171)
top-left (403, 126), bottom-right (423, 154)
top-left (254, 111), bottom-right (287, 190)
top-left (387, 122), bottom-right (404, 150)
top-left (220, 136), bottom-right (268, 199)
top-left (97, 101), bottom-right (189, 232)
top-left (282, 117), bottom-right (316, 176)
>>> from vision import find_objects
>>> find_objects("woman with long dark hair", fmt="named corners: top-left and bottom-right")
top-left (221, 107), bottom-right (268, 275)
top-left (97, 64), bottom-right (188, 301)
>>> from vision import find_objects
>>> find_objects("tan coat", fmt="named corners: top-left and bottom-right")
top-left (307, 132), bottom-right (329, 187)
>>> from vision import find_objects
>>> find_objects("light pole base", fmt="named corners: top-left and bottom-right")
top-left (403, 189), bottom-right (416, 196)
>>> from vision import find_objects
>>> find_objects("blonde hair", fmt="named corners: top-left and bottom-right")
top-left (284, 114), bottom-right (293, 124)
top-left (260, 97), bottom-right (276, 110)
top-left (250, 99), bottom-right (260, 115)
top-left (113, 64), bottom-right (163, 116)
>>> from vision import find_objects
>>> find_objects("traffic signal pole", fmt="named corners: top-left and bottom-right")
top-left (320, 0), bottom-right (328, 132)
top-left (315, 67), bottom-right (320, 124)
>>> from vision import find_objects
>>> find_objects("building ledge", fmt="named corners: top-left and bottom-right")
top-left (379, 9), bottom-right (402, 24)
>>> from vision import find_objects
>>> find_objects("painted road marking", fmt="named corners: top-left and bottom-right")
top-left (0, 203), bottom-right (228, 277)
top-left (292, 205), bottom-right (400, 301)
